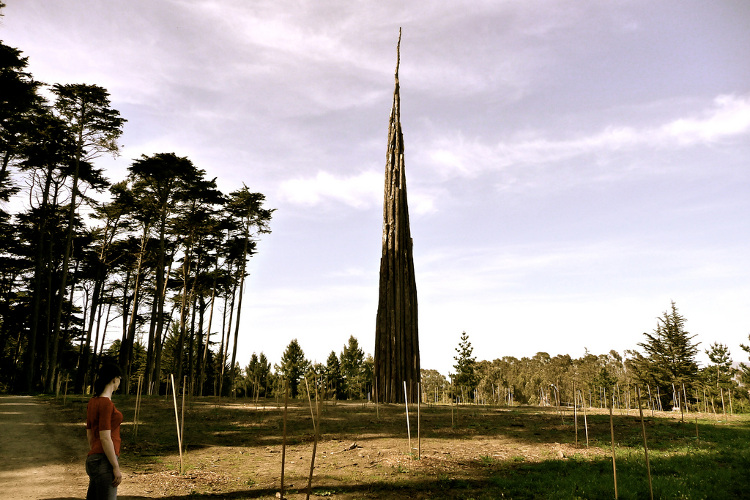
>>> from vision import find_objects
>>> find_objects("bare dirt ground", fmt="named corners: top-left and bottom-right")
top-left (1, 394), bottom-right (597, 499)
top-left (0, 395), bottom-right (151, 500)
top-left (6, 394), bottom-right (718, 499)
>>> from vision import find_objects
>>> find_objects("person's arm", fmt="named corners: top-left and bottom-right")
top-left (87, 429), bottom-right (94, 449)
top-left (98, 430), bottom-right (122, 486)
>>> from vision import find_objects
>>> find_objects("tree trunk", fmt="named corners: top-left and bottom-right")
top-left (146, 211), bottom-right (170, 394)
top-left (121, 226), bottom-right (149, 393)
top-left (22, 167), bottom-right (54, 392)
top-left (219, 275), bottom-right (237, 397)
top-left (199, 264), bottom-right (219, 396)
top-left (229, 233), bottom-right (249, 397)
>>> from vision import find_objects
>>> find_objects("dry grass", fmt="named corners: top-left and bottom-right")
top-left (51, 395), bottom-right (750, 499)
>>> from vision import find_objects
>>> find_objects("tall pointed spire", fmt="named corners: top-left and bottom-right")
top-left (374, 29), bottom-right (420, 404)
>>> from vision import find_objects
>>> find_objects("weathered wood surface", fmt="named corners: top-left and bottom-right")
top-left (374, 30), bottom-right (420, 404)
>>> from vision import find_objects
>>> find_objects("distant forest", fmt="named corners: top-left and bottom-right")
top-left (264, 303), bottom-right (750, 416)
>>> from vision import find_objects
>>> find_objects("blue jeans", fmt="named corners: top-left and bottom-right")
top-left (86, 453), bottom-right (117, 500)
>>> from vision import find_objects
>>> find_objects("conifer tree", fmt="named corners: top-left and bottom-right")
top-left (278, 339), bottom-right (309, 397)
top-left (452, 331), bottom-right (479, 400)
top-left (630, 301), bottom-right (700, 407)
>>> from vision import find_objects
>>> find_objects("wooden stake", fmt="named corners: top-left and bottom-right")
top-left (580, 390), bottom-right (589, 448)
top-left (170, 374), bottom-right (183, 475)
top-left (180, 375), bottom-right (187, 472)
top-left (608, 389), bottom-right (618, 499)
top-left (305, 379), bottom-right (320, 500)
top-left (573, 384), bottom-right (578, 447)
top-left (134, 375), bottom-right (143, 439)
top-left (280, 381), bottom-right (289, 500)
top-left (637, 387), bottom-right (654, 500)
top-left (404, 381), bottom-right (412, 457)
top-left (417, 382), bottom-right (421, 460)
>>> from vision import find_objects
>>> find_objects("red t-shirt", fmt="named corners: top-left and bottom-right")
top-left (86, 397), bottom-right (123, 456)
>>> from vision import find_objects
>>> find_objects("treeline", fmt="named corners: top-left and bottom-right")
top-left (229, 335), bottom-right (374, 401)
top-left (206, 302), bottom-right (750, 417)
top-left (0, 10), bottom-right (273, 396)
top-left (431, 302), bottom-right (750, 413)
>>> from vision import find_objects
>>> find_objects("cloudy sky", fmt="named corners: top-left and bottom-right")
top-left (3, 1), bottom-right (750, 375)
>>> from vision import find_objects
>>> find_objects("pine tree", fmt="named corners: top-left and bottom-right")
top-left (340, 335), bottom-right (365, 399)
top-left (278, 339), bottom-right (309, 397)
top-left (325, 351), bottom-right (344, 400)
top-left (452, 331), bottom-right (478, 400)
top-left (631, 301), bottom-right (700, 408)
top-left (704, 342), bottom-right (734, 389)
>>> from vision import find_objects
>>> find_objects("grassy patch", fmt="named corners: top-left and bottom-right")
top-left (49, 395), bottom-right (750, 499)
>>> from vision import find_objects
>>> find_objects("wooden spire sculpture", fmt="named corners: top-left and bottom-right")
top-left (374, 29), bottom-right (420, 404)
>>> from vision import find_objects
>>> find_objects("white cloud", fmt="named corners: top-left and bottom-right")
top-left (277, 169), bottom-right (438, 214)
top-left (660, 95), bottom-right (750, 145)
top-left (277, 170), bottom-right (381, 209)
top-left (426, 94), bottom-right (750, 179)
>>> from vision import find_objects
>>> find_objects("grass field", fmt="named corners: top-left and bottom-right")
top-left (51, 393), bottom-right (750, 499)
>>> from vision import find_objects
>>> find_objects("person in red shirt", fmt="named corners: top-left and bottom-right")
top-left (85, 364), bottom-right (123, 500)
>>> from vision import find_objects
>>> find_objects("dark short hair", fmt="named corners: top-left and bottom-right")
top-left (94, 363), bottom-right (122, 396)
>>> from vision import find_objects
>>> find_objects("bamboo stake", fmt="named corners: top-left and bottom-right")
top-left (305, 379), bottom-right (320, 500)
top-left (180, 376), bottom-right (187, 472)
top-left (170, 374), bottom-right (183, 475)
top-left (720, 388), bottom-right (727, 422)
top-left (280, 381), bottom-right (289, 500)
top-left (637, 387), bottom-right (654, 500)
top-left (417, 382), bottom-right (421, 460)
top-left (63, 377), bottom-right (69, 405)
top-left (608, 389), bottom-right (618, 499)
top-left (574, 384), bottom-right (578, 447)
top-left (404, 381), bottom-right (412, 457)
top-left (134, 375), bottom-right (143, 439)
top-left (580, 390), bottom-right (589, 448)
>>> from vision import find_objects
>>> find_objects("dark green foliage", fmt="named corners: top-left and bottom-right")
top-left (452, 331), bottom-right (479, 400)
top-left (278, 339), bottom-right (309, 397)
top-left (245, 352), bottom-right (271, 397)
top-left (703, 342), bottom-right (735, 389)
top-left (340, 335), bottom-right (365, 399)
top-left (325, 351), bottom-right (344, 399)
top-left (629, 301), bottom-right (700, 408)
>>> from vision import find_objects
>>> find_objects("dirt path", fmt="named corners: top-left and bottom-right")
top-left (0, 395), bottom-right (150, 500)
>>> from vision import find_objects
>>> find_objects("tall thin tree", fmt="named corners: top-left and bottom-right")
top-left (46, 84), bottom-right (124, 392)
